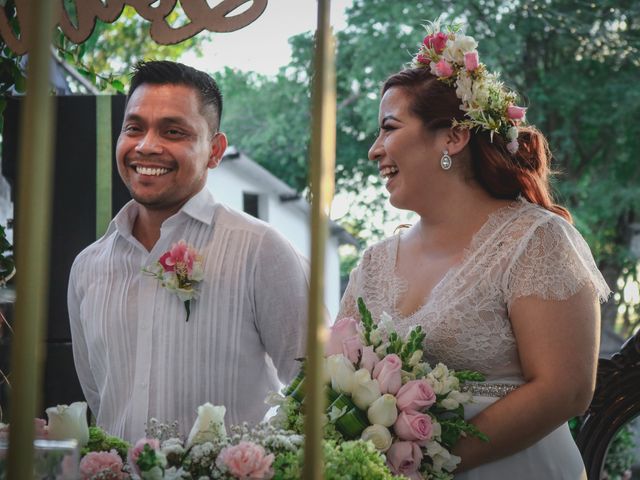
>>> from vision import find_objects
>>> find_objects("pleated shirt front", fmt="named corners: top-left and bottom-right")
top-left (68, 188), bottom-right (309, 442)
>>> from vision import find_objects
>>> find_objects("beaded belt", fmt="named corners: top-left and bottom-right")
top-left (462, 382), bottom-right (520, 398)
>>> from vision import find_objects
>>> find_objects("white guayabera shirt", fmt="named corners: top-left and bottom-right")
top-left (68, 188), bottom-right (310, 442)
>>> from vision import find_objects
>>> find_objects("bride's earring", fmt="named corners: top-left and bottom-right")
top-left (440, 150), bottom-right (452, 170)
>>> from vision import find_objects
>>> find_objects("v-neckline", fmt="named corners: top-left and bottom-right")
top-left (390, 198), bottom-right (523, 320)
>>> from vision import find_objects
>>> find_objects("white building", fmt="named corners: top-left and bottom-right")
top-left (206, 147), bottom-right (355, 320)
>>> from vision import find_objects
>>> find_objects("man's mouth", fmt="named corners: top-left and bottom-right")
top-left (135, 165), bottom-right (170, 176)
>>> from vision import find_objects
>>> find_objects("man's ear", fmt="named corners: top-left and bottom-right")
top-left (444, 127), bottom-right (471, 156)
top-left (208, 132), bottom-right (228, 169)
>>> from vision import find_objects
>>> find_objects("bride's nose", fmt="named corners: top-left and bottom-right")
top-left (368, 134), bottom-right (384, 162)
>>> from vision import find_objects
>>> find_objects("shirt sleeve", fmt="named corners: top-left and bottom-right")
top-left (67, 259), bottom-right (101, 417)
top-left (503, 215), bottom-right (611, 311)
top-left (252, 228), bottom-right (317, 385)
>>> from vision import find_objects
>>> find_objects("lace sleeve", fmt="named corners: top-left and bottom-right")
top-left (504, 215), bottom-right (611, 309)
top-left (337, 265), bottom-right (361, 321)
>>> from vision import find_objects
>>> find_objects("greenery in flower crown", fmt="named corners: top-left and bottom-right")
top-left (411, 19), bottom-right (527, 153)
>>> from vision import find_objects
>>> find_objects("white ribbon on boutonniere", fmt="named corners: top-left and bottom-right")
top-left (143, 240), bottom-right (204, 322)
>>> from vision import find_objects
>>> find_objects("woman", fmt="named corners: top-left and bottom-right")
top-left (338, 23), bottom-right (610, 479)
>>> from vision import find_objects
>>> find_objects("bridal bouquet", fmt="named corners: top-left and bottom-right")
top-left (271, 298), bottom-right (486, 480)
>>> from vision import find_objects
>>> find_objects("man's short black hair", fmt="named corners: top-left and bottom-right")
top-left (128, 60), bottom-right (223, 133)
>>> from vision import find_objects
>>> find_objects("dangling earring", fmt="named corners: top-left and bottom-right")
top-left (440, 150), bottom-right (452, 170)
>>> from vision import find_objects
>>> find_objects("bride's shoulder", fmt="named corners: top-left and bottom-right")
top-left (358, 234), bottom-right (401, 268)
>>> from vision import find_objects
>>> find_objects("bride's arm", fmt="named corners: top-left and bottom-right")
top-left (452, 284), bottom-right (600, 471)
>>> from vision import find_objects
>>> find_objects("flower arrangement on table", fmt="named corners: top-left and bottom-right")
top-left (271, 298), bottom-right (487, 480)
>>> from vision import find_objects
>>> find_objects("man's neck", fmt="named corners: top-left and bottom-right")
top-left (132, 205), bottom-right (180, 251)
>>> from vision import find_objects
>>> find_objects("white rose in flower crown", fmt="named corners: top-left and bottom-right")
top-left (367, 394), bottom-right (398, 427)
top-left (186, 403), bottom-right (226, 448)
top-left (326, 354), bottom-right (356, 394)
top-left (46, 401), bottom-right (89, 447)
top-left (361, 424), bottom-right (392, 452)
top-left (352, 369), bottom-right (382, 410)
top-left (441, 390), bottom-right (473, 410)
top-left (443, 33), bottom-right (478, 64)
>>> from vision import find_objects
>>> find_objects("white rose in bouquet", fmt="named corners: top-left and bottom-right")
top-left (367, 394), bottom-right (398, 427)
top-left (351, 369), bottom-right (381, 410)
top-left (361, 424), bottom-right (392, 452)
top-left (326, 354), bottom-right (356, 394)
top-left (186, 403), bottom-right (226, 448)
top-left (45, 401), bottom-right (89, 447)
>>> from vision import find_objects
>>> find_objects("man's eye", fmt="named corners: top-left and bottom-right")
top-left (124, 125), bottom-right (141, 133)
top-left (166, 129), bottom-right (186, 137)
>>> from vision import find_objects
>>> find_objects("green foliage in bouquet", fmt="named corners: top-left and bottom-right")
top-left (81, 425), bottom-right (130, 461)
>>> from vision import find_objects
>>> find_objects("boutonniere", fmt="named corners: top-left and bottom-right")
top-left (143, 240), bottom-right (204, 322)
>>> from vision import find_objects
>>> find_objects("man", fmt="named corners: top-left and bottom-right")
top-left (68, 61), bottom-right (310, 442)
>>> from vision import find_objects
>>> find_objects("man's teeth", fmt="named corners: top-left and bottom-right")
top-left (136, 166), bottom-right (169, 176)
top-left (380, 166), bottom-right (399, 178)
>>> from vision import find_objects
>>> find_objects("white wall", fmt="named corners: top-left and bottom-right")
top-left (206, 162), bottom-right (341, 320)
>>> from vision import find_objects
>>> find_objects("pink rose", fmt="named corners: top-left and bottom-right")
top-left (342, 335), bottom-right (364, 364)
top-left (160, 240), bottom-right (198, 274)
top-left (360, 345), bottom-right (380, 373)
top-left (434, 59), bottom-right (454, 77)
top-left (396, 379), bottom-right (436, 412)
top-left (80, 449), bottom-right (126, 480)
top-left (217, 441), bottom-right (274, 479)
top-left (394, 411), bottom-right (433, 445)
top-left (464, 51), bottom-right (479, 71)
top-left (507, 105), bottom-right (527, 120)
top-left (423, 32), bottom-right (448, 54)
top-left (372, 354), bottom-right (402, 395)
top-left (325, 316), bottom-right (359, 357)
top-left (386, 441), bottom-right (423, 479)
top-left (416, 53), bottom-right (431, 65)
top-left (128, 438), bottom-right (160, 474)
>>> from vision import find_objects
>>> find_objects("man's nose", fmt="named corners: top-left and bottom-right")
top-left (135, 130), bottom-right (163, 155)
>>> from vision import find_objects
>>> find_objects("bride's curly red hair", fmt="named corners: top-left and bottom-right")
top-left (382, 68), bottom-right (572, 222)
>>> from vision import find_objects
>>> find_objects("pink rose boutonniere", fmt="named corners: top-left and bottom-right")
top-left (143, 240), bottom-right (204, 322)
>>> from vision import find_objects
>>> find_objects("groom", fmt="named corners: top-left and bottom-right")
top-left (68, 61), bottom-right (310, 442)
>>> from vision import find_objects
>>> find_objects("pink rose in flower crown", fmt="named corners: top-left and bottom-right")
top-left (217, 441), bottom-right (275, 479)
top-left (423, 31), bottom-right (448, 54)
top-left (507, 105), bottom-right (527, 120)
top-left (386, 441), bottom-right (424, 480)
top-left (128, 438), bottom-right (160, 475)
top-left (434, 59), bottom-right (454, 77)
top-left (394, 410), bottom-right (434, 445)
top-left (396, 379), bottom-right (437, 412)
top-left (416, 53), bottom-right (431, 65)
top-left (80, 450), bottom-right (126, 480)
top-left (372, 354), bottom-right (402, 395)
top-left (325, 316), bottom-right (360, 357)
top-left (360, 345), bottom-right (380, 374)
top-left (464, 51), bottom-right (479, 71)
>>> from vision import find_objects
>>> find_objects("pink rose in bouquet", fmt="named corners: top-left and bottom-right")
top-left (373, 354), bottom-right (402, 395)
top-left (387, 441), bottom-right (424, 480)
top-left (80, 450), bottom-right (127, 480)
top-left (325, 316), bottom-right (360, 357)
top-left (360, 345), bottom-right (380, 374)
top-left (217, 441), bottom-right (274, 479)
top-left (342, 335), bottom-right (365, 365)
top-left (396, 379), bottom-right (436, 412)
top-left (394, 410), bottom-right (434, 445)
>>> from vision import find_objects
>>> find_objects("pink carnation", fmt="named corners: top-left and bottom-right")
top-left (434, 59), bottom-right (454, 77)
top-left (464, 51), bottom-right (479, 71)
top-left (423, 32), bottom-right (448, 54)
top-left (128, 438), bottom-right (160, 474)
top-left (217, 441), bottom-right (274, 479)
top-left (159, 240), bottom-right (198, 274)
top-left (80, 450), bottom-right (126, 480)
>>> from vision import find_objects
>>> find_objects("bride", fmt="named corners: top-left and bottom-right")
top-left (338, 22), bottom-right (610, 479)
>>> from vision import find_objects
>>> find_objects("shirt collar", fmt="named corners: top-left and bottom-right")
top-left (104, 187), bottom-right (217, 239)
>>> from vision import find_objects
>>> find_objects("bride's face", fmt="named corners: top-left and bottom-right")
top-left (369, 87), bottom-right (447, 211)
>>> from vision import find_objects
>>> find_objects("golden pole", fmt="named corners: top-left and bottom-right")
top-left (303, 0), bottom-right (336, 478)
top-left (7, 0), bottom-right (56, 477)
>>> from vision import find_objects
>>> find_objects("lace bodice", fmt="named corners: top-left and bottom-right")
top-left (338, 199), bottom-right (611, 381)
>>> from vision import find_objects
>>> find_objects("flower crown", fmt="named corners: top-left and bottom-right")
top-left (412, 21), bottom-right (526, 154)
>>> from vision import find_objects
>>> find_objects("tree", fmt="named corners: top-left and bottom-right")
top-left (218, 0), bottom-right (640, 335)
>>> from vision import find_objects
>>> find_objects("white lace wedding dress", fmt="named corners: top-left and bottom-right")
top-left (338, 198), bottom-right (611, 479)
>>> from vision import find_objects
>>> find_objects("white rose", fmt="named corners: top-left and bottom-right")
top-left (367, 394), bottom-right (398, 427)
top-left (361, 424), bottom-right (392, 452)
top-left (326, 354), bottom-right (356, 394)
top-left (351, 369), bottom-right (382, 410)
top-left (46, 401), bottom-right (89, 447)
top-left (443, 34), bottom-right (478, 64)
top-left (186, 403), bottom-right (226, 447)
